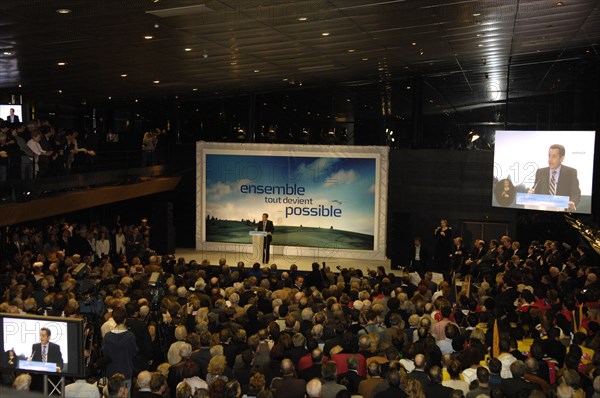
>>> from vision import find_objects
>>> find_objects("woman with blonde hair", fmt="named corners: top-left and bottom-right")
top-left (405, 378), bottom-right (425, 398)
top-left (206, 355), bottom-right (228, 385)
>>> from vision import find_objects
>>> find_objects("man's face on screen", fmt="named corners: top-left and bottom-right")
top-left (40, 329), bottom-right (50, 345)
top-left (548, 148), bottom-right (564, 169)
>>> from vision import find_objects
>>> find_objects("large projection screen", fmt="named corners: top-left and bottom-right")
top-left (196, 142), bottom-right (389, 261)
top-left (493, 130), bottom-right (595, 214)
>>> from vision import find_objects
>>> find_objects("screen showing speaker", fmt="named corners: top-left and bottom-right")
top-left (492, 130), bottom-right (595, 213)
top-left (0, 313), bottom-right (85, 378)
top-left (0, 104), bottom-right (23, 123)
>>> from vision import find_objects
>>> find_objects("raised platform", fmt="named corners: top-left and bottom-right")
top-left (174, 247), bottom-right (392, 274)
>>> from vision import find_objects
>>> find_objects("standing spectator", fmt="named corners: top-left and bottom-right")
top-left (142, 131), bottom-right (157, 167)
top-left (103, 307), bottom-right (139, 390)
top-left (96, 231), bottom-right (111, 260)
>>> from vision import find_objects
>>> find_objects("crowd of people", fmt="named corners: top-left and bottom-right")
top-left (0, 117), bottom-right (169, 183)
top-left (0, 217), bottom-right (599, 398)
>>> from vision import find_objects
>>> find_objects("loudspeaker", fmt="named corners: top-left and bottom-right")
top-left (387, 211), bottom-right (410, 269)
top-left (152, 201), bottom-right (176, 254)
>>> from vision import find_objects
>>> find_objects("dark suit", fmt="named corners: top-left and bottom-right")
top-left (338, 370), bottom-right (364, 394)
top-left (258, 219), bottom-right (274, 263)
top-left (499, 377), bottom-right (540, 398)
top-left (6, 114), bottom-right (19, 124)
top-left (31, 342), bottom-right (64, 369)
top-left (409, 244), bottom-right (428, 275)
top-left (534, 165), bottom-right (581, 205)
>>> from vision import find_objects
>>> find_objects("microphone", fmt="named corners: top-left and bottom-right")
top-left (528, 177), bottom-right (541, 194)
top-left (28, 349), bottom-right (36, 362)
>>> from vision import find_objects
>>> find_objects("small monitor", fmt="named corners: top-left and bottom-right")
top-left (0, 104), bottom-right (23, 123)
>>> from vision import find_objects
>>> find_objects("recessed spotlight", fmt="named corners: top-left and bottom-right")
top-left (298, 17), bottom-right (307, 21)
top-left (321, 32), bottom-right (330, 36)
top-left (230, 61), bottom-right (237, 65)
top-left (556, 1), bottom-right (563, 5)
top-left (473, 13), bottom-right (481, 16)
top-left (192, 88), bottom-right (198, 91)
top-left (347, 49), bottom-right (355, 53)
top-left (56, 8), bottom-right (72, 14)
top-left (3, 51), bottom-right (13, 55)
top-left (419, 49), bottom-right (424, 55)
top-left (120, 74), bottom-right (128, 77)
top-left (411, 42), bottom-right (417, 46)
top-left (57, 62), bottom-right (67, 66)
top-left (406, 86), bottom-right (411, 90)
top-left (108, 96), bottom-right (112, 99)
top-left (283, 78), bottom-right (288, 81)
top-left (144, 35), bottom-right (154, 40)
top-left (135, 99), bottom-right (138, 102)
top-left (153, 80), bottom-right (160, 84)
top-left (18, 84), bottom-right (22, 88)
top-left (57, 89), bottom-right (63, 93)
top-left (362, 57), bottom-right (368, 61)
top-left (478, 44), bottom-right (484, 47)
top-left (184, 48), bottom-right (192, 52)
top-left (254, 69), bottom-right (260, 73)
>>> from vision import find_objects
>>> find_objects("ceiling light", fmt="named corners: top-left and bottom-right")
top-left (108, 96), bottom-right (112, 99)
top-left (192, 88), bottom-right (198, 91)
top-left (184, 48), bottom-right (192, 52)
top-left (362, 57), bottom-right (368, 61)
top-left (144, 35), bottom-right (154, 40)
top-left (419, 49), bottom-right (424, 55)
top-left (556, 1), bottom-right (563, 5)
top-left (3, 51), bottom-right (13, 55)
top-left (57, 89), bottom-right (63, 93)
top-left (135, 99), bottom-right (138, 102)
top-left (321, 32), bottom-right (330, 36)
top-left (347, 49), bottom-right (355, 53)
top-left (411, 42), bottom-right (416, 46)
top-left (254, 69), bottom-right (260, 73)
top-left (120, 74), bottom-right (128, 77)
top-left (57, 62), bottom-right (67, 66)
top-left (478, 44), bottom-right (484, 47)
top-left (18, 84), bottom-right (22, 88)
top-left (153, 80), bottom-right (160, 84)
top-left (298, 17), bottom-right (307, 21)
top-left (282, 78), bottom-right (288, 81)
top-left (473, 13), bottom-right (481, 16)
top-left (56, 8), bottom-right (72, 14)
top-left (230, 61), bottom-right (237, 65)
top-left (406, 86), bottom-right (411, 90)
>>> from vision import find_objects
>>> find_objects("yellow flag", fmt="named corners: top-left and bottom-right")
top-left (493, 319), bottom-right (500, 357)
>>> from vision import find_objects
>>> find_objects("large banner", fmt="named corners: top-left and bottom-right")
top-left (196, 142), bottom-right (388, 261)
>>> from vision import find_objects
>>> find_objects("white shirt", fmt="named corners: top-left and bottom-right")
top-left (27, 139), bottom-right (46, 157)
top-left (101, 317), bottom-right (116, 338)
top-left (414, 245), bottom-right (421, 261)
top-left (65, 379), bottom-right (100, 398)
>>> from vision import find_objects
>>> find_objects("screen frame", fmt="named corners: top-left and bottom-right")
top-left (0, 313), bottom-right (85, 378)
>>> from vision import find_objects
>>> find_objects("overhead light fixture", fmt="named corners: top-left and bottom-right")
top-left (144, 35), bottom-right (154, 39)
top-left (57, 62), bottom-right (67, 66)
top-left (411, 42), bottom-right (417, 46)
top-left (362, 57), bottom-right (368, 61)
top-left (298, 17), bottom-right (307, 21)
top-left (192, 88), bottom-right (198, 91)
top-left (556, 1), bottom-right (563, 5)
top-left (254, 69), bottom-right (260, 73)
top-left (473, 13), bottom-right (481, 16)
top-left (108, 96), bottom-right (112, 99)
top-left (57, 89), bottom-right (63, 93)
top-left (56, 8), bottom-right (72, 14)
top-left (478, 44), bottom-right (484, 47)
top-left (3, 51), bottom-right (13, 55)
top-left (120, 73), bottom-right (128, 77)
top-left (153, 80), bottom-right (160, 84)
top-left (321, 32), bottom-right (330, 36)
top-left (347, 49), bottom-right (355, 53)
top-left (184, 48), bottom-right (192, 52)
top-left (468, 130), bottom-right (480, 142)
top-left (18, 84), bottom-right (22, 88)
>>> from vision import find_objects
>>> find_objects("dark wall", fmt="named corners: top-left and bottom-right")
top-left (386, 149), bottom-right (517, 266)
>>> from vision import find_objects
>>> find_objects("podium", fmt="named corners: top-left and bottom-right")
top-left (249, 231), bottom-right (267, 263)
top-left (19, 360), bottom-right (58, 372)
top-left (515, 193), bottom-right (569, 211)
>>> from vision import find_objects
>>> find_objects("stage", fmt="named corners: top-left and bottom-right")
top-left (174, 247), bottom-right (393, 274)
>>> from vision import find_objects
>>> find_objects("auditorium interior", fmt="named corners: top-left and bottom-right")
top-left (1, 0), bottom-right (600, 268)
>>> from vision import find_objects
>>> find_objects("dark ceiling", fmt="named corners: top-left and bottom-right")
top-left (0, 0), bottom-right (599, 104)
